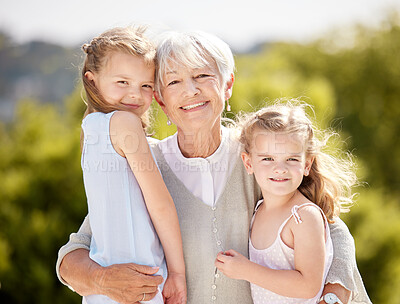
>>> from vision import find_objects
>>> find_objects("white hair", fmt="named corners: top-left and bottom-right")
top-left (155, 31), bottom-right (235, 97)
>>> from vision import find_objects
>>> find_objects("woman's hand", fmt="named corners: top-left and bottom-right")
top-left (60, 249), bottom-right (163, 303)
top-left (94, 263), bottom-right (164, 304)
top-left (214, 249), bottom-right (250, 280)
top-left (162, 272), bottom-right (187, 304)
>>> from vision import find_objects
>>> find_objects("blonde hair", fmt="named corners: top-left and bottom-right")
top-left (81, 26), bottom-right (156, 127)
top-left (239, 99), bottom-right (357, 222)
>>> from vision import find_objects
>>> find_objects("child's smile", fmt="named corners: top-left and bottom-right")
top-left (242, 129), bottom-right (313, 200)
top-left (86, 51), bottom-right (155, 118)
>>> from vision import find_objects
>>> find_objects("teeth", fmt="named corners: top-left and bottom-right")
top-left (181, 102), bottom-right (206, 110)
top-left (271, 178), bottom-right (287, 181)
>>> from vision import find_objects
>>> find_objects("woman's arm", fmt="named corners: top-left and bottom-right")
top-left (325, 218), bottom-right (371, 303)
top-left (319, 283), bottom-right (351, 304)
top-left (111, 111), bottom-right (186, 302)
top-left (60, 249), bottom-right (163, 303)
top-left (57, 218), bottom-right (164, 303)
top-left (215, 206), bottom-right (327, 299)
top-left (56, 215), bottom-right (92, 286)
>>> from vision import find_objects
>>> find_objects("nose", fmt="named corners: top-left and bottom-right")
top-left (183, 79), bottom-right (200, 97)
top-left (273, 162), bottom-right (288, 175)
top-left (128, 85), bottom-right (141, 99)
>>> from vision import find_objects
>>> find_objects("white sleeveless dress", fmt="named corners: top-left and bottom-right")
top-left (81, 112), bottom-right (166, 304)
top-left (249, 200), bottom-right (334, 304)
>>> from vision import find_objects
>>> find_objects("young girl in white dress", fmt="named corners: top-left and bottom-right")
top-left (215, 101), bottom-right (358, 303)
top-left (79, 27), bottom-right (186, 304)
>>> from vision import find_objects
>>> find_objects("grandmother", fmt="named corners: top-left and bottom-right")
top-left (56, 31), bottom-right (369, 304)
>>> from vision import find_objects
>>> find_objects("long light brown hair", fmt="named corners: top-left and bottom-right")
top-left (239, 99), bottom-right (358, 222)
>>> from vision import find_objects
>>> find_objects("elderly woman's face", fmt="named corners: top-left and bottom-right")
top-left (157, 59), bottom-right (232, 132)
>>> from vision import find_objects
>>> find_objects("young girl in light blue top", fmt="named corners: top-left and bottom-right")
top-left (79, 27), bottom-right (186, 304)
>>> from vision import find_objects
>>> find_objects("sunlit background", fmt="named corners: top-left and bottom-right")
top-left (1, 1), bottom-right (400, 303)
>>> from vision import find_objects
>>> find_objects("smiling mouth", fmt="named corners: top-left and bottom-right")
top-left (123, 104), bottom-right (140, 109)
top-left (180, 102), bottom-right (207, 110)
top-left (270, 178), bottom-right (290, 181)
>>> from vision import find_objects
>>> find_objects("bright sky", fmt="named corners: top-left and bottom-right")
top-left (1, 0), bottom-right (400, 52)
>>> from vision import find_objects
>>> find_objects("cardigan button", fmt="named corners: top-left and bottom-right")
top-left (212, 284), bottom-right (217, 290)
top-left (213, 228), bottom-right (218, 233)
top-left (211, 295), bottom-right (216, 301)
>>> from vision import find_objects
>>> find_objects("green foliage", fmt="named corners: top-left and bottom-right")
top-left (232, 43), bottom-right (337, 128)
top-left (342, 189), bottom-right (400, 303)
top-left (150, 102), bottom-right (177, 140)
top-left (0, 13), bottom-right (399, 304)
top-left (0, 97), bottom-right (85, 303)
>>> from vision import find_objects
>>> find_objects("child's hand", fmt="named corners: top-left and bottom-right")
top-left (215, 249), bottom-right (249, 280)
top-left (162, 272), bottom-right (187, 304)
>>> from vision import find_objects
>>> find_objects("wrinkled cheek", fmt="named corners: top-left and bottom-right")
top-left (161, 103), bottom-right (184, 127)
top-left (216, 100), bottom-right (225, 115)
top-left (159, 95), bottom-right (175, 116)
top-left (214, 97), bottom-right (225, 118)
top-left (169, 108), bottom-right (182, 124)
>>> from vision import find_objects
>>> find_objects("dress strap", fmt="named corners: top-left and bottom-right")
top-left (250, 199), bottom-right (264, 232)
top-left (254, 199), bottom-right (264, 212)
top-left (290, 203), bottom-right (328, 226)
top-left (291, 205), bottom-right (303, 224)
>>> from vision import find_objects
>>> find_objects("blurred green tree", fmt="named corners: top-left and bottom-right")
top-left (0, 95), bottom-right (85, 303)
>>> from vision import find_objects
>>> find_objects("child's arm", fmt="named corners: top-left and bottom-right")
top-left (215, 206), bottom-right (326, 299)
top-left (110, 111), bottom-right (186, 303)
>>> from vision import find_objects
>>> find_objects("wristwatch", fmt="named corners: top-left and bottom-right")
top-left (319, 292), bottom-right (344, 304)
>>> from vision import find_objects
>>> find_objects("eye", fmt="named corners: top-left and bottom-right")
top-left (167, 80), bottom-right (179, 86)
top-left (117, 80), bottom-right (128, 85)
top-left (142, 84), bottom-right (153, 90)
top-left (196, 73), bottom-right (210, 78)
top-left (262, 157), bottom-right (273, 161)
top-left (288, 158), bottom-right (299, 162)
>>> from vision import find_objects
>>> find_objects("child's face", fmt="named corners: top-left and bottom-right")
top-left (87, 51), bottom-right (155, 117)
top-left (241, 129), bottom-right (313, 199)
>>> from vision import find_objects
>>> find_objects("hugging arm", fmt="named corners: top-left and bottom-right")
top-left (324, 218), bottom-right (371, 304)
top-left (56, 216), bottom-right (163, 304)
